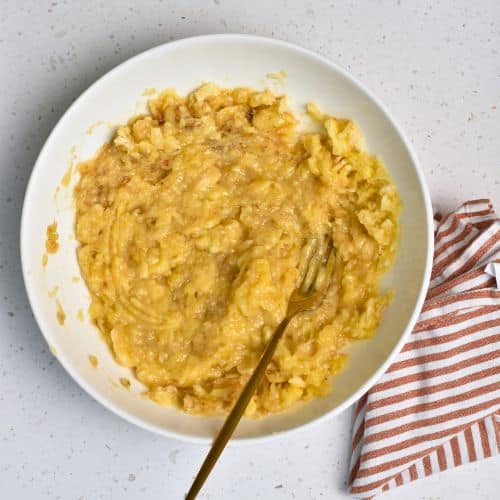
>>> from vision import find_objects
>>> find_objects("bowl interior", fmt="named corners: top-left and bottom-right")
top-left (21, 35), bottom-right (432, 442)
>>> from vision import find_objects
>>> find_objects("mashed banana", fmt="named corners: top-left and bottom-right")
top-left (74, 84), bottom-right (400, 417)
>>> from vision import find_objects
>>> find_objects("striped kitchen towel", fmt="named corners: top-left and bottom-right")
top-left (349, 199), bottom-right (500, 498)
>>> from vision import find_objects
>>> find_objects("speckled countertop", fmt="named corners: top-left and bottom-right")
top-left (0, 1), bottom-right (498, 499)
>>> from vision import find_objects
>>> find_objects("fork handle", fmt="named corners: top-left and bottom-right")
top-left (185, 316), bottom-right (292, 499)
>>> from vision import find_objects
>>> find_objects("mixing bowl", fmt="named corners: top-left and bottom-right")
top-left (20, 34), bottom-right (433, 443)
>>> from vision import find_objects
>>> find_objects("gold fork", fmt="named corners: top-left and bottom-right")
top-left (186, 236), bottom-right (335, 499)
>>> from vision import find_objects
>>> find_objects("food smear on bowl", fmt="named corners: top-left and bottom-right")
top-left (73, 84), bottom-right (400, 417)
top-left (45, 222), bottom-right (59, 252)
top-left (60, 145), bottom-right (78, 188)
top-left (88, 354), bottom-right (98, 368)
top-left (61, 165), bottom-right (73, 188)
top-left (77, 308), bottom-right (84, 322)
top-left (120, 377), bottom-right (131, 389)
top-left (266, 69), bottom-right (287, 80)
top-left (266, 70), bottom-right (288, 88)
top-left (55, 300), bottom-right (66, 326)
top-left (43, 221), bottom-right (59, 267)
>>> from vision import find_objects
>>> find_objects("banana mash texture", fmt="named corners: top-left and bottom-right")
top-left (74, 84), bottom-right (400, 417)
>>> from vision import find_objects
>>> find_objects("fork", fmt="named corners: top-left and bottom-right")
top-left (186, 235), bottom-right (335, 499)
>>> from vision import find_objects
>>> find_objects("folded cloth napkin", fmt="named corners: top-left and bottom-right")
top-left (349, 199), bottom-right (500, 498)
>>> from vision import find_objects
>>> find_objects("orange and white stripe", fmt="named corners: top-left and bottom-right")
top-left (349, 200), bottom-right (500, 498)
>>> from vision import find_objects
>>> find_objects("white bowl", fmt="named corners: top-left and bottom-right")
top-left (20, 34), bottom-right (433, 444)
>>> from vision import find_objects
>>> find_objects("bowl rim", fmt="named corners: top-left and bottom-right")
top-left (20, 33), bottom-right (434, 445)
